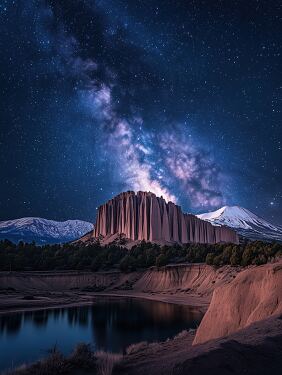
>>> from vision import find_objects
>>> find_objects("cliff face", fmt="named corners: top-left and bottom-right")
top-left (193, 260), bottom-right (282, 345)
top-left (93, 191), bottom-right (239, 244)
top-left (0, 264), bottom-right (239, 297)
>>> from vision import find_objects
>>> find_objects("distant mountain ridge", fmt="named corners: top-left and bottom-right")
top-left (0, 217), bottom-right (94, 245)
top-left (197, 206), bottom-right (282, 242)
top-left (2, 204), bottom-right (280, 246)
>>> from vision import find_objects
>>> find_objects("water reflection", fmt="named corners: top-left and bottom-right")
top-left (0, 297), bottom-right (203, 373)
top-left (0, 314), bottom-right (22, 335)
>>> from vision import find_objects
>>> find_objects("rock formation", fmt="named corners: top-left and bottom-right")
top-left (92, 191), bottom-right (239, 244)
top-left (0, 264), bottom-right (239, 296)
top-left (193, 260), bottom-right (282, 345)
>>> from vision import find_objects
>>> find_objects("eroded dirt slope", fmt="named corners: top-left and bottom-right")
top-left (194, 260), bottom-right (282, 344)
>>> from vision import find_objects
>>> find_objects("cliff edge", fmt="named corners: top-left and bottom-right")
top-left (193, 260), bottom-right (282, 345)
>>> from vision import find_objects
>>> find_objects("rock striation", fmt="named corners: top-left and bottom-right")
top-left (93, 191), bottom-right (239, 244)
top-left (193, 260), bottom-right (282, 345)
top-left (0, 264), bottom-right (238, 295)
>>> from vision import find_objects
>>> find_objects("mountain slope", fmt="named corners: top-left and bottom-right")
top-left (0, 217), bottom-right (94, 244)
top-left (197, 206), bottom-right (282, 242)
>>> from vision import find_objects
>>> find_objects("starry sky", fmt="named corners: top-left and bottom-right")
top-left (0, 0), bottom-right (281, 224)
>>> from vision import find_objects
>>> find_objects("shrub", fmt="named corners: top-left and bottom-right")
top-left (95, 351), bottom-right (122, 375)
top-left (69, 343), bottom-right (95, 369)
top-left (241, 247), bottom-right (253, 266)
top-left (213, 255), bottom-right (223, 267)
top-left (155, 254), bottom-right (168, 268)
top-left (230, 247), bottom-right (242, 266)
top-left (173, 330), bottom-right (189, 340)
top-left (206, 253), bottom-right (215, 265)
top-left (126, 341), bottom-right (148, 355)
top-left (120, 255), bottom-right (137, 271)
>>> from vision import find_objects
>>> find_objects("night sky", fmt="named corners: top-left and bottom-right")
top-left (0, 0), bottom-right (281, 224)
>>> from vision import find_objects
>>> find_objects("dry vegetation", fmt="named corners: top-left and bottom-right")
top-left (4, 331), bottom-right (193, 375)
top-left (95, 351), bottom-right (123, 375)
top-left (5, 343), bottom-right (122, 375)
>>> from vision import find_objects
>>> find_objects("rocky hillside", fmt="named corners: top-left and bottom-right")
top-left (0, 263), bottom-right (239, 298)
top-left (193, 260), bottom-right (282, 344)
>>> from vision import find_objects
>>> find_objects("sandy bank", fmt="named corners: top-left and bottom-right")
top-left (0, 263), bottom-right (240, 293)
top-left (194, 260), bottom-right (282, 344)
top-left (0, 290), bottom-right (209, 316)
top-left (0, 263), bottom-right (240, 314)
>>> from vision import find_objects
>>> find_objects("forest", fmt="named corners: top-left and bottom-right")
top-left (0, 239), bottom-right (281, 272)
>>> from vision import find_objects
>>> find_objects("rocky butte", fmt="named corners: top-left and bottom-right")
top-left (89, 191), bottom-right (239, 245)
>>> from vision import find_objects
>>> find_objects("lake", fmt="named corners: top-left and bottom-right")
top-left (0, 297), bottom-right (203, 373)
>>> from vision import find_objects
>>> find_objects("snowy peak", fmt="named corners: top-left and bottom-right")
top-left (0, 217), bottom-right (94, 244)
top-left (198, 206), bottom-right (277, 230)
top-left (197, 206), bottom-right (282, 242)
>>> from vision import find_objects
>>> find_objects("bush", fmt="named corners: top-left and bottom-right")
top-left (95, 351), bottom-right (122, 375)
top-left (69, 343), bottom-right (95, 369)
top-left (126, 341), bottom-right (148, 355)
top-left (206, 253), bottom-right (215, 265)
top-left (213, 255), bottom-right (223, 267)
top-left (155, 254), bottom-right (168, 268)
top-left (119, 255), bottom-right (137, 272)
top-left (241, 247), bottom-right (254, 266)
top-left (230, 247), bottom-right (242, 266)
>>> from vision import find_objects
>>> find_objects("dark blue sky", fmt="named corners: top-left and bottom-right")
top-left (0, 0), bottom-right (281, 224)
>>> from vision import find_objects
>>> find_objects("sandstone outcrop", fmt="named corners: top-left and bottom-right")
top-left (0, 264), bottom-right (239, 296)
top-left (92, 191), bottom-right (239, 244)
top-left (193, 260), bottom-right (282, 345)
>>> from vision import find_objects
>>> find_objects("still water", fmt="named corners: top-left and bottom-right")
top-left (0, 297), bottom-right (203, 373)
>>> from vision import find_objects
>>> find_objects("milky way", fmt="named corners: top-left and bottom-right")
top-left (35, 0), bottom-right (230, 209)
top-left (0, 0), bottom-right (281, 223)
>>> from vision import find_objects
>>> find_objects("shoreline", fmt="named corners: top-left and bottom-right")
top-left (0, 264), bottom-right (223, 316)
top-left (92, 291), bottom-right (209, 311)
top-left (0, 290), bottom-right (209, 316)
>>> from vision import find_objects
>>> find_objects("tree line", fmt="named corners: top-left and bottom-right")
top-left (0, 239), bottom-right (281, 272)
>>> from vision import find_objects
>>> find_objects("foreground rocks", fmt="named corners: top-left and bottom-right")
top-left (113, 260), bottom-right (282, 374)
top-left (194, 260), bottom-right (282, 344)
top-left (114, 315), bottom-right (282, 375)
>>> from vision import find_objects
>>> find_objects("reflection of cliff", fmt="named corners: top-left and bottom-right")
top-left (31, 310), bottom-right (48, 327)
top-left (0, 299), bottom-right (202, 354)
top-left (88, 298), bottom-right (202, 352)
top-left (93, 191), bottom-right (238, 244)
top-left (67, 306), bottom-right (89, 326)
top-left (0, 309), bottom-right (49, 335)
top-left (140, 299), bottom-right (200, 323)
top-left (0, 314), bottom-right (22, 334)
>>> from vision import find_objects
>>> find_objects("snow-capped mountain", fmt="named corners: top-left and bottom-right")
top-left (0, 217), bottom-right (94, 245)
top-left (197, 206), bottom-right (282, 242)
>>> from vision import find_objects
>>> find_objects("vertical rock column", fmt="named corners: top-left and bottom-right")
top-left (93, 191), bottom-right (239, 244)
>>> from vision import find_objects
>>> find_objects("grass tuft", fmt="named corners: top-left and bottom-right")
top-left (95, 350), bottom-right (123, 375)
top-left (126, 341), bottom-right (149, 355)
